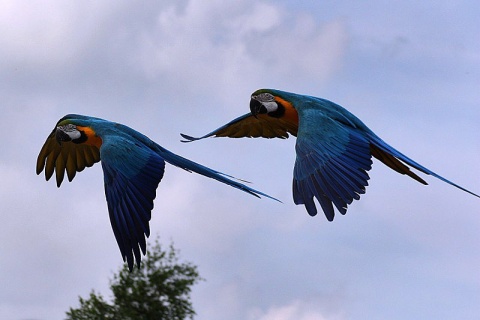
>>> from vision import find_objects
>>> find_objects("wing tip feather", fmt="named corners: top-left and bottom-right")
top-left (180, 133), bottom-right (213, 143)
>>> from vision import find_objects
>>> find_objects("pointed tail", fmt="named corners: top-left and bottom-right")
top-left (154, 145), bottom-right (281, 202)
top-left (369, 134), bottom-right (480, 198)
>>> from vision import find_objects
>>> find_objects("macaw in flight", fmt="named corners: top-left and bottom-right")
top-left (37, 114), bottom-right (278, 271)
top-left (181, 89), bottom-right (479, 220)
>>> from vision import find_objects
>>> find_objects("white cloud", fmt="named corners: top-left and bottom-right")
top-left (0, 1), bottom-right (115, 67)
top-left (135, 0), bottom-right (348, 97)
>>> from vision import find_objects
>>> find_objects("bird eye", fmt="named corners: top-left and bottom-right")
top-left (61, 124), bottom-right (77, 132)
top-left (253, 93), bottom-right (275, 102)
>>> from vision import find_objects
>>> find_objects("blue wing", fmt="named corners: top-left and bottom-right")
top-left (100, 136), bottom-right (165, 271)
top-left (293, 110), bottom-right (373, 220)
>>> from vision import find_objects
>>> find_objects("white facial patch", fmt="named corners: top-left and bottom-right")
top-left (262, 101), bottom-right (278, 112)
top-left (58, 124), bottom-right (81, 140)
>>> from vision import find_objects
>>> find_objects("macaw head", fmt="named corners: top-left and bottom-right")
top-left (37, 114), bottom-right (104, 187)
top-left (55, 123), bottom-right (86, 144)
top-left (250, 91), bottom-right (279, 116)
top-left (54, 115), bottom-right (102, 148)
top-left (250, 89), bottom-right (298, 122)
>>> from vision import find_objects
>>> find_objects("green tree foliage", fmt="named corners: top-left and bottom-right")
top-left (66, 238), bottom-right (202, 320)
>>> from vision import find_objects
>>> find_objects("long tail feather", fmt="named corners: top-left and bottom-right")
top-left (369, 134), bottom-right (479, 198)
top-left (153, 145), bottom-right (281, 202)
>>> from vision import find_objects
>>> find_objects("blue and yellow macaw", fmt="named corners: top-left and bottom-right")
top-left (37, 114), bottom-right (277, 270)
top-left (182, 89), bottom-right (479, 220)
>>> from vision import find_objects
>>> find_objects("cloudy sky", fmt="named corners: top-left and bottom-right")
top-left (1, 1), bottom-right (479, 319)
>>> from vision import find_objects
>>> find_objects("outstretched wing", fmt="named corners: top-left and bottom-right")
top-left (181, 113), bottom-right (298, 142)
top-left (36, 128), bottom-right (101, 187)
top-left (100, 136), bottom-right (165, 271)
top-left (293, 109), bottom-right (373, 221)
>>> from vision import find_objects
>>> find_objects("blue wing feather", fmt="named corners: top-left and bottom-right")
top-left (120, 193), bottom-right (148, 251)
top-left (293, 109), bottom-right (373, 219)
top-left (318, 166), bottom-right (352, 205)
top-left (124, 185), bottom-right (151, 235)
top-left (101, 137), bottom-right (165, 271)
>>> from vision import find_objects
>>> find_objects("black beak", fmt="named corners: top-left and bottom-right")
top-left (250, 98), bottom-right (267, 118)
top-left (55, 127), bottom-right (71, 145)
